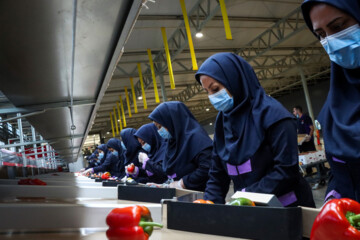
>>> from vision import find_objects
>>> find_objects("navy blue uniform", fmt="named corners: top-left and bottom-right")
top-left (302, 0), bottom-right (360, 202)
top-left (93, 153), bottom-right (120, 177)
top-left (139, 159), bottom-right (168, 184)
top-left (149, 101), bottom-right (213, 191)
top-left (121, 128), bottom-right (144, 167)
top-left (134, 123), bottom-right (168, 184)
top-left (106, 138), bottom-right (126, 178)
top-left (86, 159), bottom-right (99, 169)
top-left (324, 154), bottom-right (360, 202)
top-left (180, 146), bottom-right (213, 191)
top-left (297, 114), bottom-right (316, 152)
top-left (205, 119), bottom-right (315, 207)
top-left (93, 144), bottom-right (121, 177)
top-left (195, 53), bottom-right (315, 207)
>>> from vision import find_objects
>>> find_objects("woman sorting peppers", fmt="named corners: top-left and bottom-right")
top-left (148, 101), bottom-right (213, 191)
top-left (134, 123), bottom-right (168, 184)
top-left (196, 53), bottom-right (315, 207)
top-left (120, 128), bottom-right (144, 179)
top-left (106, 138), bottom-right (126, 179)
top-left (301, 0), bottom-right (360, 202)
top-left (82, 144), bottom-right (120, 177)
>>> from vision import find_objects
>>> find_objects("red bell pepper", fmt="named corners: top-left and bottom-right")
top-left (106, 205), bottom-right (163, 240)
top-left (127, 164), bottom-right (135, 173)
top-left (311, 198), bottom-right (360, 240)
top-left (102, 172), bottom-right (111, 180)
top-left (102, 174), bottom-right (109, 180)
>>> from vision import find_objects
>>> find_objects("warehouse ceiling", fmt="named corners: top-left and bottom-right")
top-left (0, 0), bottom-right (144, 162)
top-left (89, 0), bottom-right (330, 141)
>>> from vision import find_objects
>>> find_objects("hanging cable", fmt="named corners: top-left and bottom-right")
top-left (69, 0), bottom-right (78, 159)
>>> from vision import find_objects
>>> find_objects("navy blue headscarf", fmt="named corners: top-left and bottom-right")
top-left (302, 0), bottom-right (360, 159)
top-left (96, 144), bottom-right (109, 163)
top-left (107, 138), bottom-right (126, 174)
top-left (106, 138), bottom-right (125, 158)
top-left (195, 53), bottom-right (294, 165)
top-left (134, 123), bottom-right (168, 164)
top-left (148, 101), bottom-right (213, 176)
top-left (93, 149), bottom-right (98, 156)
top-left (120, 128), bottom-right (143, 165)
top-left (87, 150), bottom-right (97, 160)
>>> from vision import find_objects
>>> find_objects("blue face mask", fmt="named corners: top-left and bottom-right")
top-left (142, 143), bottom-right (151, 152)
top-left (112, 150), bottom-right (118, 157)
top-left (121, 141), bottom-right (126, 151)
top-left (158, 127), bottom-right (172, 139)
top-left (320, 24), bottom-right (360, 69)
top-left (208, 88), bottom-right (234, 112)
top-left (98, 152), bottom-right (104, 160)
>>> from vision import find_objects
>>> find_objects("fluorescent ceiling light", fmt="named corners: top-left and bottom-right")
top-left (196, 32), bottom-right (203, 38)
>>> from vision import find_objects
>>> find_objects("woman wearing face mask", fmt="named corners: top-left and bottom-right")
top-left (302, 0), bottom-right (360, 201)
top-left (120, 128), bottom-right (145, 178)
top-left (148, 101), bottom-right (213, 191)
top-left (106, 138), bottom-right (126, 178)
top-left (83, 144), bottom-right (120, 177)
top-left (196, 53), bottom-right (315, 207)
top-left (133, 123), bottom-right (168, 184)
top-left (80, 150), bottom-right (99, 173)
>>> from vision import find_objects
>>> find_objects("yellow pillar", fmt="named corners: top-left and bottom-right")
top-left (109, 112), bottom-right (115, 137)
top-left (113, 107), bottom-right (119, 135)
top-left (161, 27), bottom-right (175, 89)
top-left (179, 0), bottom-right (198, 70)
top-left (124, 87), bottom-right (132, 118)
top-left (147, 49), bottom-right (160, 103)
top-left (137, 63), bottom-right (148, 109)
top-left (129, 77), bottom-right (138, 113)
top-left (116, 102), bottom-right (123, 131)
top-left (219, 0), bottom-right (232, 40)
top-left (119, 95), bottom-right (127, 127)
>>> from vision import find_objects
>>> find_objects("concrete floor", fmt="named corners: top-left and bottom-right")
top-left (310, 182), bottom-right (327, 208)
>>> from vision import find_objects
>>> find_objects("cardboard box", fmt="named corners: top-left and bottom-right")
top-left (299, 153), bottom-right (311, 165)
top-left (316, 150), bottom-right (325, 160)
top-left (301, 207), bottom-right (321, 238)
top-left (307, 152), bottom-right (319, 163)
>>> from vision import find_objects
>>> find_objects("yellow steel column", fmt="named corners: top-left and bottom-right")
top-left (219, 0), bottom-right (232, 40)
top-left (113, 107), bottom-right (119, 135)
top-left (147, 49), bottom-right (160, 103)
top-left (179, 0), bottom-right (198, 70)
top-left (137, 63), bottom-right (148, 109)
top-left (109, 112), bottom-right (115, 137)
top-left (129, 77), bottom-right (138, 113)
top-left (119, 95), bottom-right (127, 127)
top-left (124, 87), bottom-right (132, 117)
top-left (161, 27), bottom-right (175, 89)
top-left (116, 102), bottom-right (123, 131)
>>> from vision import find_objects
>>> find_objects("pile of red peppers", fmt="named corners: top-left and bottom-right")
top-left (106, 205), bottom-right (163, 240)
top-left (18, 178), bottom-right (47, 185)
top-left (311, 198), bottom-right (360, 240)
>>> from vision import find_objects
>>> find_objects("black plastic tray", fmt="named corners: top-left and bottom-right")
top-left (166, 201), bottom-right (302, 240)
top-left (118, 185), bottom-right (176, 203)
top-left (102, 181), bottom-right (124, 187)
top-left (95, 178), bottom-right (104, 182)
